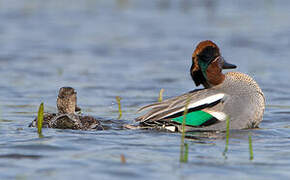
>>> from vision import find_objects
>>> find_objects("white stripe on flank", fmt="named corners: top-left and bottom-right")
top-left (207, 111), bottom-right (227, 121)
top-left (164, 126), bottom-right (176, 132)
top-left (163, 93), bottom-right (225, 119)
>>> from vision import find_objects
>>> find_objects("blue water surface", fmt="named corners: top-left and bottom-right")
top-left (0, 0), bottom-right (290, 179)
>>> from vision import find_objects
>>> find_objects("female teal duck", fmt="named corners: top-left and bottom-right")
top-left (30, 87), bottom-right (104, 130)
top-left (135, 40), bottom-right (265, 132)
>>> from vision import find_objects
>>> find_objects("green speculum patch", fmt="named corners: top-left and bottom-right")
top-left (171, 110), bottom-right (213, 126)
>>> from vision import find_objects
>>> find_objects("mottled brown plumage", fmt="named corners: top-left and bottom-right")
top-left (57, 87), bottom-right (77, 114)
top-left (29, 87), bottom-right (103, 130)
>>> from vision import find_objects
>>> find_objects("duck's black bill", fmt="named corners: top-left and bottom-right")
top-left (222, 60), bottom-right (237, 69)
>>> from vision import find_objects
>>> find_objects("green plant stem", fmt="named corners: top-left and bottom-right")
top-left (248, 133), bottom-right (254, 160)
top-left (37, 102), bottom-right (44, 136)
top-left (158, 88), bottom-right (164, 102)
top-left (116, 96), bottom-right (122, 119)
top-left (223, 116), bottom-right (230, 158)
top-left (180, 98), bottom-right (190, 163)
top-left (184, 143), bottom-right (189, 162)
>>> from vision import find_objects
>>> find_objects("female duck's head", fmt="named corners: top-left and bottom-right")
top-left (190, 40), bottom-right (237, 88)
top-left (57, 87), bottom-right (77, 114)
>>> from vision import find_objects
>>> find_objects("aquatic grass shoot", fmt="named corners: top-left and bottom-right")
top-left (37, 102), bottom-right (44, 136)
top-left (248, 133), bottom-right (254, 160)
top-left (120, 154), bottom-right (126, 164)
top-left (158, 88), bottom-right (164, 102)
top-left (180, 98), bottom-right (190, 163)
top-left (222, 116), bottom-right (230, 158)
top-left (116, 96), bottom-right (122, 119)
top-left (183, 143), bottom-right (189, 162)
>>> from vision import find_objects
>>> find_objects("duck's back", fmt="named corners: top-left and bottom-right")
top-left (135, 71), bottom-right (265, 131)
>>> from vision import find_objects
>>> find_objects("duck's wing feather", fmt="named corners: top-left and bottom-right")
top-left (137, 89), bottom-right (204, 113)
top-left (136, 89), bottom-right (228, 126)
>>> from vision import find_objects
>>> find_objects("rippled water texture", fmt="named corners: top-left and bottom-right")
top-left (0, 0), bottom-right (290, 179)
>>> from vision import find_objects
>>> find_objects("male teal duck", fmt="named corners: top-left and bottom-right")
top-left (29, 87), bottom-right (104, 130)
top-left (135, 40), bottom-right (265, 132)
